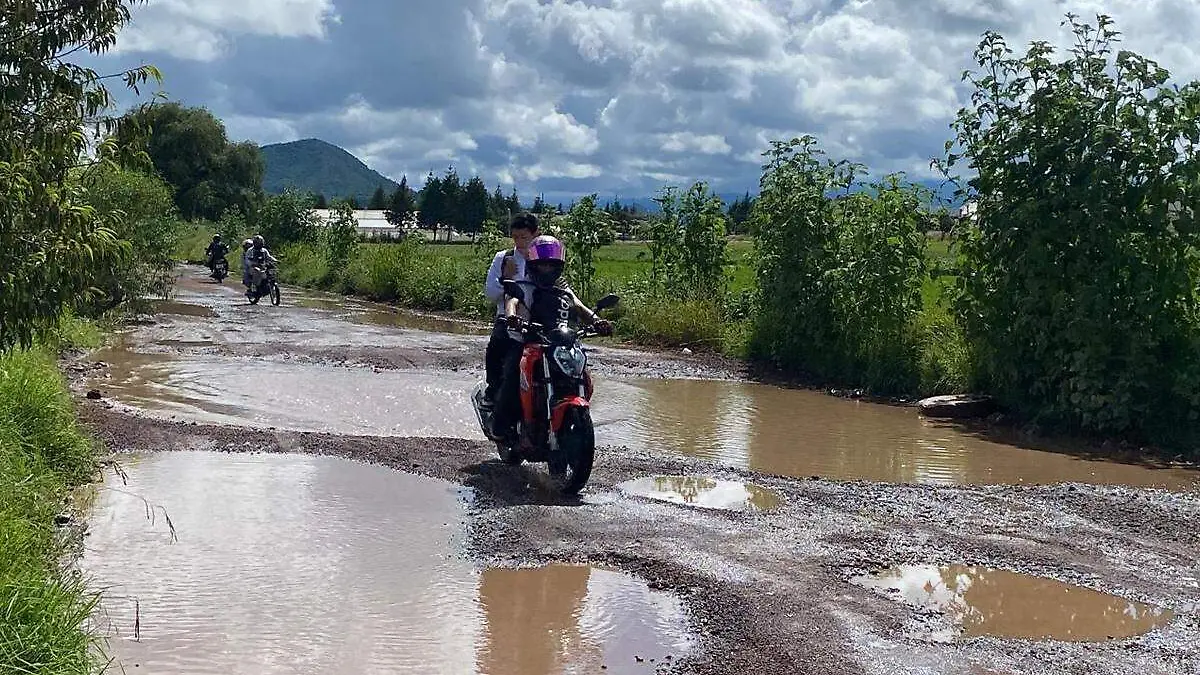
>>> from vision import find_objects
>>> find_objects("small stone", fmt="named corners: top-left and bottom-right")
top-left (86, 390), bottom-right (102, 399)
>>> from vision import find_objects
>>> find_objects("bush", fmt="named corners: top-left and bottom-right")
top-left (942, 13), bottom-right (1200, 449)
top-left (750, 136), bottom-right (934, 393)
top-left (0, 347), bottom-right (102, 674)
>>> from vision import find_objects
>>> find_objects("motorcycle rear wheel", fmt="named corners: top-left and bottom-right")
top-left (551, 408), bottom-right (595, 495)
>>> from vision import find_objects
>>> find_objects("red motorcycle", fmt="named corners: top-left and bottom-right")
top-left (471, 280), bottom-right (619, 495)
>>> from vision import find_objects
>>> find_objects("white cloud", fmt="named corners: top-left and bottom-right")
top-left (112, 0), bottom-right (337, 61)
top-left (89, 0), bottom-right (1200, 199)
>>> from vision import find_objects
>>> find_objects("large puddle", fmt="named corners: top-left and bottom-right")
top-left (852, 564), bottom-right (1176, 642)
top-left (83, 452), bottom-right (692, 673)
top-left (94, 268), bottom-right (1200, 490)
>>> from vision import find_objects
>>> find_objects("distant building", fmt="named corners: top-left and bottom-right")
top-left (309, 208), bottom-right (418, 240)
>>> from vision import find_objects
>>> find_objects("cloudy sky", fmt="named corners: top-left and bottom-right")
top-left (82, 0), bottom-right (1200, 201)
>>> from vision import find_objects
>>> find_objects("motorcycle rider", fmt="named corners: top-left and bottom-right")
top-left (489, 234), bottom-right (612, 445)
top-left (481, 213), bottom-right (538, 408)
top-left (204, 234), bottom-right (229, 271)
top-left (240, 238), bottom-right (254, 288)
top-left (245, 235), bottom-right (279, 297)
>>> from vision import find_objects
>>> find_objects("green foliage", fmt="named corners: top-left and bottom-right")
top-left (367, 185), bottom-right (388, 210)
top-left (324, 200), bottom-right (360, 274)
top-left (77, 165), bottom-right (183, 312)
top-left (555, 195), bottom-right (613, 301)
top-left (254, 188), bottom-right (319, 247)
top-left (473, 219), bottom-right (506, 262)
top-left (385, 176), bottom-right (417, 228)
top-left (751, 136), bottom-right (935, 393)
top-left (941, 13), bottom-right (1200, 448)
top-left (0, 0), bottom-right (158, 351)
top-left (261, 139), bottom-right (399, 204)
top-left (0, 346), bottom-right (103, 674)
top-left (116, 102), bottom-right (264, 220)
top-left (651, 182), bottom-right (729, 297)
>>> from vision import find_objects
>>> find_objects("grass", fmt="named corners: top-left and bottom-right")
top-left (0, 337), bottom-right (103, 674)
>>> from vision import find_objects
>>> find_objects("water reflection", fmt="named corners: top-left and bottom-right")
top-left (617, 475), bottom-right (781, 512)
top-left (852, 564), bottom-right (1176, 641)
top-left (600, 378), bottom-right (1200, 489)
top-left (83, 452), bottom-right (692, 674)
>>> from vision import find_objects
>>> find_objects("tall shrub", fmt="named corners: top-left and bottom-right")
top-left (941, 14), bottom-right (1200, 447)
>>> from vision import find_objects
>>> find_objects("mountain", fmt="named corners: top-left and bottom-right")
top-left (260, 138), bottom-right (399, 203)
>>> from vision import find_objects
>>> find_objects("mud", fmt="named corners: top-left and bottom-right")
top-left (72, 267), bottom-right (1200, 674)
top-left (83, 451), bottom-right (691, 674)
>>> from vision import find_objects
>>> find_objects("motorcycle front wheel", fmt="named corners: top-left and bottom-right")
top-left (270, 281), bottom-right (281, 306)
top-left (551, 407), bottom-right (595, 495)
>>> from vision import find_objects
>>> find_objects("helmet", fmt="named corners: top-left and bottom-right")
top-left (526, 235), bottom-right (565, 287)
top-left (242, 239), bottom-right (253, 250)
top-left (252, 235), bottom-right (264, 247)
top-left (212, 234), bottom-right (221, 241)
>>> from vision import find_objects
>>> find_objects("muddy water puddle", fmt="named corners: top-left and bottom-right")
top-left (598, 378), bottom-right (1200, 490)
top-left (83, 451), bottom-right (692, 674)
top-left (618, 475), bottom-right (781, 512)
top-left (87, 349), bottom-right (480, 436)
top-left (851, 564), bottom-right (1176, 642)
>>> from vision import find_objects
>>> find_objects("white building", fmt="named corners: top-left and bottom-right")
top-left (309, 209), bottom-right (418, 240)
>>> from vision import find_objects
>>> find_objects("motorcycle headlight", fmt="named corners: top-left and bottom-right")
top-left (551, 344), bottom-right (587, 378)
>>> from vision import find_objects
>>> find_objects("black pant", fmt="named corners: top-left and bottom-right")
top-left (491, 345), bottom-right (523, 440)
top-left (484, 319), bottom-right (518, 400)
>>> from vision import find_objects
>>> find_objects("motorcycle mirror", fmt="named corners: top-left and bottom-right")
top-left (594, 294), bottom-right (620, 311)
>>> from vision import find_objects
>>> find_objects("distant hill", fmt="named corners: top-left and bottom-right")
top-left (260, 138), bottom-right (399, 203)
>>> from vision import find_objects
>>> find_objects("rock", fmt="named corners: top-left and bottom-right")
top-left (681, 347), bottom-right (693, 355)
top-left (86, 389), bottom-right (102, 400)
top-left (917, 394), bottom-right (996, 419)
top-left (54, 513), bottom-right (73, 526)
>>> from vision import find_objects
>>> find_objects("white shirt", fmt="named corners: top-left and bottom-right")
top-left (485, 248), bottom-right (527, 318)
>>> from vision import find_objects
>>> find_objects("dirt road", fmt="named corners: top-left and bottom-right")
top-left (74, 268), bottom-right (1200, 675)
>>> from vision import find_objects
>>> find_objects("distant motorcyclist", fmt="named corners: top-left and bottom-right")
top-left (245, 235), bottom-right (278, 297)
top-left (240, 238), bottom-right (254, 287)
top-left (204, 234), bottom-right (229, 270)
top-left (489, 235), bottom-right (611, 444)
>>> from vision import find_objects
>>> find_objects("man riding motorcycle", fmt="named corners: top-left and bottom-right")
top-left (205, 234), bottom-right (229, 271)
top-left (245, 235), bottom-right (279, 299)
top-left (489, 234), bottom-right (612, 445)
top-left (482, 213), bottom-right (538, 408)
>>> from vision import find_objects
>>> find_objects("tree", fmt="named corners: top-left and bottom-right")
top-left (462, 176), bottom-right (490, 238)
top-left (385, 175), bottom-right (416, 229)
top-left (556, 195), bottom-right (612, 301)
top-left (727, 192), bottom-right (755, 234)
top-left (940, 13), bottom-right (1200, 447)
top-left (343, 194), bottom-right (360, 209)
top-left (506, 187), bottom-right (522, 216)
top-left (314, 193), bottom-right (329, 209)
top-left (324, 199), bottom-right (360, 274)
top-left (367, 185), bottom-right (388, 210)
top-left (253, 188), bottom-right (319, 246)
top-left (489, 184), bottom-right (509, 223)
top-left (0, 0), bottom-right (160, 350)
top-left (531, 194), bottom-right (547, 213)
top-left (78, 166), bottom-right (180, 312)
top-left (439, 166), bottom-right (463, 237)
top-left (115, 101), bottom-right (265, 220)
top-left (419, 172), bottom-right (445, 240)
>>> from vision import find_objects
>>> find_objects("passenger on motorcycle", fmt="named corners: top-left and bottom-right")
top-left (489, 234), bottom-right (612, 444)
top-left (481, 212), bottom-right (537, 407)
top-left (205, 234), bottom-right (229, 269)
top-left (241, 239), bottom-right (254, 287)
top-left (245, 235), bottom-right (278, 294)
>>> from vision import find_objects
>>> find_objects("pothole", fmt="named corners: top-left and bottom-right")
top-left (617, 475), bottom-right (781, 512)
top-left (149, 300), bottom-right (217, 317)
top-left (477, 564), bottom-right (694, 673)
top-left (82, 452), bottom-right (694, 673)
top-left (851, 564), bottom-right (1176, 642)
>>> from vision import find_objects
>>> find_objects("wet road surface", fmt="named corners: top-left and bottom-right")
top-left (74, 267), bottom-right (1200, 675)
